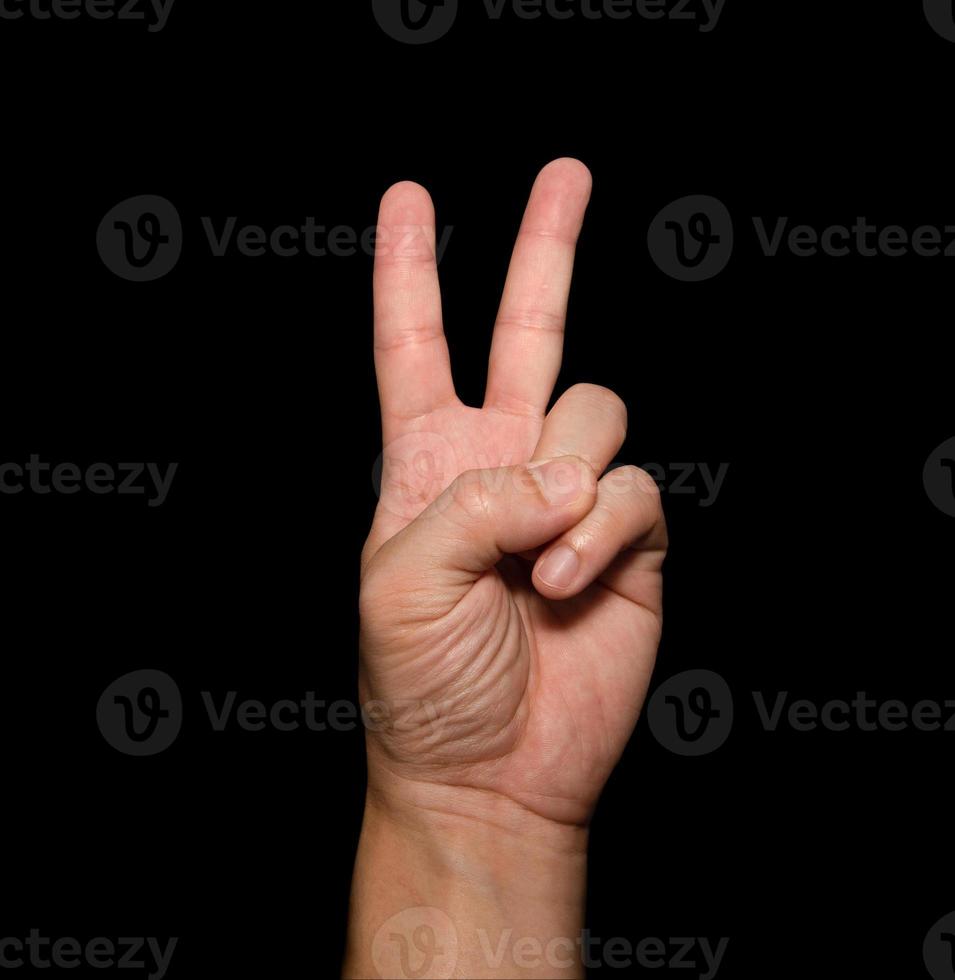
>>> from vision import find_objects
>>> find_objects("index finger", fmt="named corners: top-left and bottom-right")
top-left (484, 159), bottom-right (593, 418)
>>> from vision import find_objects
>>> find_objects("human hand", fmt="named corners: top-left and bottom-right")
top-left (360, 157), bottom-right (667, 831)
top-left (346, 159), bottom-right (667, 980)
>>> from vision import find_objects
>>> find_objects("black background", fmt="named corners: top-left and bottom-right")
top-left (2, 1), bottom-right (953, 977)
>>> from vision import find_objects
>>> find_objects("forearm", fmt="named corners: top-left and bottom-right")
top-left (343, 785), bottom-right (589, 979)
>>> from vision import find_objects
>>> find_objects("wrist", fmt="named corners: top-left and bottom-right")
top-left (367, 766), bottom-right (590, 854)
top-left (345, 777), bottom-right (589, 979)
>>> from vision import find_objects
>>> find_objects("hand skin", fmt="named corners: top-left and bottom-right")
top-left (344, 159), bottom-right (667, 979)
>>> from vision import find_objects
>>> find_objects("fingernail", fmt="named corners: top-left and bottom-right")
top-left (536, 544), bottom-right (580, 590)
top-left (527, 458), bottom-right (589, 506)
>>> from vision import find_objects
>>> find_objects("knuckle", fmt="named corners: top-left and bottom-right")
top-left (450, 467), bottom-right (494, 524)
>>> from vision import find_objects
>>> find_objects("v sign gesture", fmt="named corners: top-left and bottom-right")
top-left (347, 159), bottom-right (667, 980)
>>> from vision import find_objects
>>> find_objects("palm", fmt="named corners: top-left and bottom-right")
top-left (362, 162), bottom-right (666, 827)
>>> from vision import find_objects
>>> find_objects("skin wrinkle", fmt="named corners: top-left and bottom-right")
top-left (493, 307), bottom-right (568, 334)
top-left (374, 328), bottom-right (446, 353)
top-left (483, 395), bottom-right (548, 421)
top-left (369, 583), bottom-right (529, 770)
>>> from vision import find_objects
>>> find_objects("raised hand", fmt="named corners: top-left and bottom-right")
top-left (347, 159), bottom-right (667, 980)
top-left (360, 158), bottom-right (667, 829)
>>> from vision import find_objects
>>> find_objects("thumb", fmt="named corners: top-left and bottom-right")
top-left (365, 456), bottom-right (597, 607)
